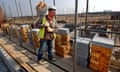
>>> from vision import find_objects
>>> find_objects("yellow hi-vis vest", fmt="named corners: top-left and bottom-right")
top-left (38, 17), bottom-right (56, 39)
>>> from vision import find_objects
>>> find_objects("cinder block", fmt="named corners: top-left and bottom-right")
top-left (76, 37), bottom-right (91, 59)
top-left (89, 62), bottom-right (98, 71)
top-left (76, 56), bottom-right (89, 68)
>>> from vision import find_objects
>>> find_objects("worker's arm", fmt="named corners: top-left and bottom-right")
top-left (47, 20), bottom-right (57, 33)
top-left (34, 17), bottom-right (47, 28)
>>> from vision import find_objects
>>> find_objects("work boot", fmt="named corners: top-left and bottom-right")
top-left (37, 59), bottom-right (47, 65)
top-left (49, 58), bottom-right (56, 62)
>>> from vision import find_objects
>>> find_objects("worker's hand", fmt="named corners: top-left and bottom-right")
top-left (47, 27), bottom-right (54, 32)
top-left (38, 38), bottom-right (40, 42)
top-left (44, 22), bottom-right (50, 27)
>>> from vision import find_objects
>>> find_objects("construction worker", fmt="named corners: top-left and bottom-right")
top-left (37, 6), bottom-right (57, 63)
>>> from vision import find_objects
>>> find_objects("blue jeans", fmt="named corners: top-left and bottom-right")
top-left (37, 40), bottom-right (54, 61)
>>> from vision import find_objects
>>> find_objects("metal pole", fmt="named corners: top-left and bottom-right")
top-left (73, 0), bottom-right (78, 72)
top-left (18, 1), bottom-right (25, 23)
top-left (18, 1), bottom-right (23, 18)
top-left (2, 2), bottom-right (8, 35)
top-left (29, 0), bottom-right (34, 27)
top-left (53, 0), bottom-right (56, 6)
top-left (29, 0), bottom-right (37, 54)
top-left (2, 2), bottom-right (7, 19)
top-left (85, 0), bottom-right (89, 29)
top-left (8, 6), bottom-right (13, 40)
top-left (15, 0), bottom-right (19, 17)
top-left (8, 6), bottom-right (12, 18)
top-left (53, 0), bottom-right (56, 19)
top-left (2, 2), bottom-right (5, 14)
top-left (15, 0), bottom-right (23, 46)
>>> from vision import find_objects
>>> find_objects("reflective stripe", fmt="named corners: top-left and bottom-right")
top-left (39, 17), bottom-right (46, 39)
top-left (39, 28), bottom-right (45, 39)
top-left (53, 33), bottom-right (56, 39)
top-left (42, 17), bottom-right (46, 24)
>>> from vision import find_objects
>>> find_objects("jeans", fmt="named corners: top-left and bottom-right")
top-left (37, 40), bottom-right (54, 61)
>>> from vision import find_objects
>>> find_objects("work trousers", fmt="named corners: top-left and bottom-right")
top-left (37, 40), bottom-right (54, 61)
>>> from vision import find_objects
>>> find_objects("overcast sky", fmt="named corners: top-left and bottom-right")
top-left (0, 0), bottom-right (120, 17)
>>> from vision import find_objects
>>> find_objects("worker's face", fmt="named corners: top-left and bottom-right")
top-left (48, 10), bottom-right (56, 17)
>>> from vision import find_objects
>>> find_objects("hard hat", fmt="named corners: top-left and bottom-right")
top-left (48, 6), bottom-right (56, 10)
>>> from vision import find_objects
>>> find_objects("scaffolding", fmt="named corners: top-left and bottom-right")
top-left (0, 0), bottom-right (120, 72)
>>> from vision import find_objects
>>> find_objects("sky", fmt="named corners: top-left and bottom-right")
top-left (0, 0), bottom-right (120, 17)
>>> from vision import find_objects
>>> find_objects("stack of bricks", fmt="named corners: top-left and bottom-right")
top-left (20, 25), bottom-right (30, 43)
top-left (55, 34), bottom-right (71, 58)
top-left (31, 29), bottom-right (40, 48)
top-left (55, 28), bottom-right (71, 58)
top-left (6, 24), bottom-right (11, 35)
top-left (89, 36), bottom-right (114, 72)
top-left (10, 25), bottom-right (18, 38)
top-left (55, 34), bottom-right (61, 47)
top-left (6, 25), bottom-right (11, 35)
top-left (13, 28), bottom-right (19, 38)
top-left (1, 23), bottom-right (10, 35)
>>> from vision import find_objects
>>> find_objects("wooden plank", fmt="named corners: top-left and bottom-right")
top-left (110, 58), bottom-right (120, 67)
top-left (8, 35), bottom-right (92, 72)
top-left (16, 44), bottom-right (65, 72)
top-left (0, 46), bottom-right (21, 72)
top-left (0, 36), bottom-right (64, 72)
top-left (0, 38), bottom-right (37, 72)
top-left (27, 61), bottom-right (51, 72)
top-left (0, 44), bottom-right (36, 72)
top-left (44, 54), bottom-right (92, 72)
top-left (17, 40), bottom-right (91, 72)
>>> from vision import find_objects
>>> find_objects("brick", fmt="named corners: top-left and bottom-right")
top-left (55, 45), bottom-right (70, 54)
top-left (55, 45), bottom-right (71, 58)
top-left (55, 51), bottom-right (69, 58)
top-left (61, 35), bottom-right (70, 42)
top-left (89, 62), bottom-right (98, 71)
top-left (90, 54), bottom-right (100, 64)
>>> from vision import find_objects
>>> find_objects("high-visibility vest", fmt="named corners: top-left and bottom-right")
top-left (38, 17), bottom-right (56, 39)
